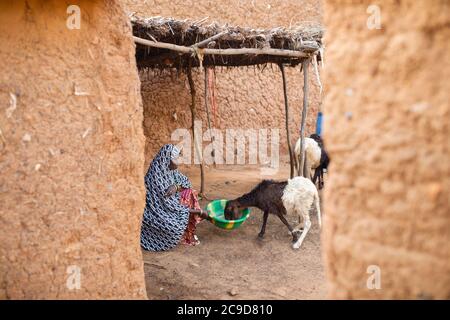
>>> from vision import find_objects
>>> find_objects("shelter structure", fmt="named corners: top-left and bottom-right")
top-left (132, 16), bottom-right (324, 193)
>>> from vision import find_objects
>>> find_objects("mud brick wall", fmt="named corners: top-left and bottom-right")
top-left (322, 0), bottom-right (450, 299)
top-left (0, 0), bottom-right (147, 299)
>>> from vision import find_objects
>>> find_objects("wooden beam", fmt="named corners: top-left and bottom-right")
top-left (279, 63), bottom-right (295, 179)
top-left (298, 59), bottom-right (310, 178)
top-left (133, 36), bottom-right (316, 58)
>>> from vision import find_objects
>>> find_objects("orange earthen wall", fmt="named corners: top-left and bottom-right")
top-left (322, 0), bottom-right (450, 298)
top-left (0, 0), bottom-right (147, 299)
top-left (124, 0), bottom-right (323, 167)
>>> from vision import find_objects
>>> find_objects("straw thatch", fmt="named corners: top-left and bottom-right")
top-left (132, 16), bottom-right (323, 69)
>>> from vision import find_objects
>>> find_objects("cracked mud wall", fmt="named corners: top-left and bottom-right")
top-left (0, 0), bottom-right (147, 299)
top-left (124, 0), bottom-right (323, 167)
top-left (322, 0), bottom-right (450, 298)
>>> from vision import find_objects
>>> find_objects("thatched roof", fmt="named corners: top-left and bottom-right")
top-left (132, 16), bottom-right (323, 70)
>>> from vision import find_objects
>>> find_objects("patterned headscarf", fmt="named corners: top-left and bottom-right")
top-left (140, 144), bottom-right (192, 251)
top-left (171, 145), bottom-right (181, 164)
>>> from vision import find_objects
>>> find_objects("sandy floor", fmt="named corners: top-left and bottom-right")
top-left (142, 165), bottom-right (327, 299)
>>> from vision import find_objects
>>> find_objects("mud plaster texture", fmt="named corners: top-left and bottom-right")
top-left (0, 0), bottom-right (147, 299)
top-left (322, 0), bottom-right (450, 299)
top-left (124, 0), bottom-right (324, 168)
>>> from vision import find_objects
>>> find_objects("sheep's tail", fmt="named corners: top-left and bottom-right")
top-left (314, 189), bottom-right (322, 228)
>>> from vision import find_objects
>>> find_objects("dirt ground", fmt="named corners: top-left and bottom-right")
top-left (142, 165), bottom-right (327, 300)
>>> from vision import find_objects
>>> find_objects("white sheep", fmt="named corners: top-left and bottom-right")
top-left (282, 176), bottom-right (321, 249)
top-left (294, 137), bottom-right (321, 178)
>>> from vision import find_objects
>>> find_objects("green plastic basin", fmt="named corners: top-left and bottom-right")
top-left (206, 199), bottom-right (250, 230)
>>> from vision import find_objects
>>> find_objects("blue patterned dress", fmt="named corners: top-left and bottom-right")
top-left (140, 144), bottom-right (192, 251)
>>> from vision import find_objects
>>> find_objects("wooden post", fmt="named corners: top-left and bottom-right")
top-left (204, 67), bottom-right (216, 167)
top-left (279, 64), bottom-right (295, 178)
top-left (298, 59), bottom-right (310, 178)
top-left (187, 63), bottom-right (205, 196)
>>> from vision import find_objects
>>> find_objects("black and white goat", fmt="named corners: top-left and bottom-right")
top-left (224, 177), bottom-right (321, 249)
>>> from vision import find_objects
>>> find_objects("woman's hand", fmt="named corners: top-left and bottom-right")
top-left (164, 184), bottom-right (178, 198)
top-left (189, 209), bottom-right (210, 220)
top-left (201, 209), bottom-right (211, 220)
